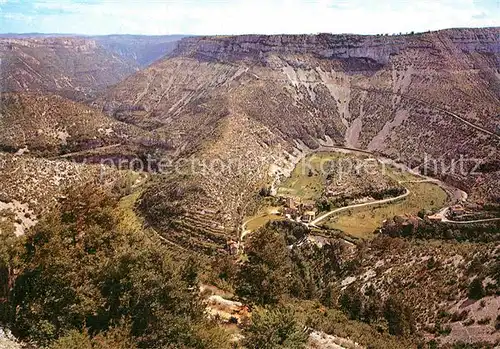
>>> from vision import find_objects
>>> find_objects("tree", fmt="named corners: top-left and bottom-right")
top-left (48, 330), bottom-right (93, 349)
top-left (383, 295), bottom-right (415, 336)
top-left (468, 278), bottom-right (485, 300)
top-left (243, 307), bottom-right (308, 349)
top-left (236, 225), bottom-right (292, 305)
top-left (211, 254), bottom-right (238, 282)
top-left (362, 284), bottom-right (382, 324)
top-left (338, 286), bottom-right (363, 320)
top-left (417, 209), bottom-right (426, 219)
top-left (0, 229), bottom-right (22, 323)
top-left (259, 187), bottom-right (271, 197)
top-left (48, 325), bottom-right (137, 349)
top-left (4, 182), bottom-right (230, 348)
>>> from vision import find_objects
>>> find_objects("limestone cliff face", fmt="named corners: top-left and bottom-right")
top-left (174, 33), bottom-right (404, 64)
top-left (173, 27), bottom-right (499, 65)
top-left (0, 37), bottom-right (138, 100)
top-left (443, 27), bottom-right (500, 53)
top-left (0, 37), bottom-right (99, 51)
top-left (99, 27), bottom-right (500, 236)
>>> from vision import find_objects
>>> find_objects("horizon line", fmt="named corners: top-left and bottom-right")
top-left (1, 25), bottom-right (499, 38)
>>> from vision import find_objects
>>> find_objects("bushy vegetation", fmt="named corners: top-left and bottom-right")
top-left (382, 218), bottom-right (500, 242)
top-left (236, 221), bottom-right (343, 305)
top-left (467, 278), bottom-right (485, 300)
top-left (243, 307), bottom-right (308, 349)
top-left (0, 183), bottom-right (229, 348)
top-left (232, 221), bottom-right (419, 346)
top-left (338, 285), bottom-right (415, 336)
top-left (1, 183), bottom-right (495, 348)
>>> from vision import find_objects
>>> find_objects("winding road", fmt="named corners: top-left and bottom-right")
top-left (310, 188), bottom-right (410, 226)
top-left (240, 146), bottom-right (499, 240)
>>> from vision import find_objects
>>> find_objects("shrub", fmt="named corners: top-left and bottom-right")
top-left (383, 295), bottom-right (415, 336)
top-left (3, 183), bottom-right (230, 348)
top-left (450, 310), bottom-right (468, 322)
top-left (236, 224), bottom-right (292, 305)
top-left (243, 306), bottom-right (308, 349)
top-left (468, 278), bottom-right (485, 300)
top-left (477, 317), bottom-right (491, 325)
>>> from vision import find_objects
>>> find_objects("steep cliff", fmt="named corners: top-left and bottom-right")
top-left (97, 27), bottom-right (500, 252)
top-left (92, 34), bottom-right (186, 67)
top-left (0, 37), bottom-right (138, 100)
top-left (172, 27), bottom-right (499, 66)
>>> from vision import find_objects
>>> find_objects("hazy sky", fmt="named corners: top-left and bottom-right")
top-left (1, 0), bottom-right (499, 35)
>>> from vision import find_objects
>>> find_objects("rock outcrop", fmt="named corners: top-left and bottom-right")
top-left (0, 37), bottom-right (137, 100)
top-left (97, 27), bottom-right (500, 252)
top-left (173, 27), bottom-right (500, 66)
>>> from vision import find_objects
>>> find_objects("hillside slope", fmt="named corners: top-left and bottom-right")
top-left (0, 37), bottom-right (137, 100)
top-left (0, 33), bottom-right (186, 68)
top-left (0, 93), bottom-right (171, 158)
top-left (97, 27), bottom-right (500, 250)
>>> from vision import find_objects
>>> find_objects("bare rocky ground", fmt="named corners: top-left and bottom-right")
top-left (440, 296), bottom-right (500, 345)
top-left (338, 236), bottom-right (500, 345)
top-left (0, 152), bottom-right (126, 236)
top-left (307, 331), bottom-right (364, 349)
top-left (92, 28), bottom-right (500, 257)
top-left (1, 28), bottom-right (499, 347)
top-left (0, 328), bottom-right (23, 349)
top-left (0, 199), bottom-right (36, 236)
top-left (0, 37), bottom-right (137, 100)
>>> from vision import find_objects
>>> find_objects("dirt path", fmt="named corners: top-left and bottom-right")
top-left (445, 217), bottom-right (500, 224)
top-left (435, 207), bottom-right (500, 225)
top-left (240, 218), bottom-right (252, 241)
top-left (53, 143), bottom-right (122, 159)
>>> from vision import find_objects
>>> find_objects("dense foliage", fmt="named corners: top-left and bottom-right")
top-left (236, 221), bottom-right (343, 305)
top-left (0, 183), bottom-right (229, 348)
top-left (382, 218), bottom-right (500, 242)
top-left (234, 221), bottom-right (418, 344)
top-left (243, 307), bottom-right (308, 349)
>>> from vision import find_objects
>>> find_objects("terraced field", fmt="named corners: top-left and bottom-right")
top-left (118, 186), bottom-right (227, 259)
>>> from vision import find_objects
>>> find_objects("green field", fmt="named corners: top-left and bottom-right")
top-left (278, 152), bottom-right (449, 239)
top-left (245, 214), bottom-right (284, 232)
top-left (323, 181), bottom-right (448, 239)
top-left (244, 206), bottom-right (284, 232)
top-left (277, 152), bottom-right (345, 200)
top-left (262, 151), bottom-right (450, 240)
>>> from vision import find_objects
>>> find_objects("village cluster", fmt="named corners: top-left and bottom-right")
top-left (279, 196), bottom-right (318, 223)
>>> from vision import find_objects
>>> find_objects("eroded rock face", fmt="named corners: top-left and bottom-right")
top-left (446, 28), bottom-right (500, 53)
top-left (98, 27), bottom-right (500, 250)
top-left (173, 28), bottom-right (500, 65)
top-left (0, 37), bottom-right (138, 100)
top-left (92, 35), bottom-right (186, 67)
top-left (174, 33), bottom-right (403, 65)
top-left (1, 37), bottom-right (99, 50)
